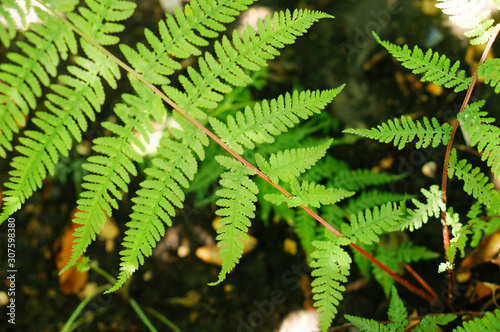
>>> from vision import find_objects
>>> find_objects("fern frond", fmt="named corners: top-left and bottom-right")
top-left (1, 42), bottom-right (121, 223)
top-left (167, 9), bottom-right (334, 120)
top-left (413, 314), bottom-right (457, 332)
top-left (342, 203), bottom-right (402, 245)
top-left (265, 179), bottom-right (354, 209)
top-left (0, 8), bottom-right (77, 158)
top-left (436, 0), bottom-right (497, 45)
top-left (344, 115), bottom-right (452, 150)
top-left (67, 0), bottom-right (136, 45)
top-left (292, 209), bottom-right (317, 256)
top-left (210, 87), bottom-right (344, 154)
top-left (448, 149), bottom-right (497, 207)
top-left (255, 139), bottom-right (333, 183)
top-left (62, 77), bottom-right (165, 274)
top-left (344, 315), bottom-right (383, 332)
top-left (209, 156), bottom-right (259, 286)
top-left (478, 59), bottom-right (500, 93)
top-left (108, 120), bottom-right (208, 291)
top-left (372, 32), bottom-right (471, 92)
top-left (398, 185), bottom-right (445, 231)
top-left (120, 0), bottom-right (256, 85)
top-left (330, 169), bottom-right (405, 191)
top-left (457, 100), bottom-right (500, 177)
top-left (396, 242), bottom-right (439, 263)
top-left (387, 286), bottom-right (408, 329)
top-left (344, 190), bottom-right (408, 216)
top-left (454, 309), bottom-right (500, 331)
top-left (310, 237), bottom-right (351, 331)
top-left (0, 0), bottom-right (28, 47)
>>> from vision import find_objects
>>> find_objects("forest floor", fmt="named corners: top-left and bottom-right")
top-left (1, 0), bottom-right (500, 331)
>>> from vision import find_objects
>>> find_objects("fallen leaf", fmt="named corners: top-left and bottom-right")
top-left (53, 208), bottom-right (88, 294)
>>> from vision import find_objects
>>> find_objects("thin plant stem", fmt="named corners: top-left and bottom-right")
top-left (129, 297), bottom-right (158, 332)
top-left (61, 284), bottom-right (111, 332)
top-left (146, 307), bottom-right (182, 332)
top-left (404, 263), bottom-right (438, 299)
top-left (50, 8), bottom-right (436, 302)
top-left (441, 24), bottom-right (500, 303)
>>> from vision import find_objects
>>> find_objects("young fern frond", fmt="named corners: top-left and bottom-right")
top-left (264, 179), bottom-right (354, 209)
top-left (255, 139), bottom-right (333, 183)
top-left (341, 203), bottom-right (403, 245)
top-left (209, 156), bottom-right (259, 286)
top-left (448, 149), bottom-right (497, 207)
top-left (0, 6), bottom-right (78, 158)
top-left (344, 116), bottom-right (452, 150)
top-left (436, 0), bottom-right (498, 45)
top-left (209, 87), bottom-right (344, 154)
top-left (292, 209), bottom-right (317, 256)
top-left (453, 309), bottom-right (500, 332)
top-left (310, 237), bottom-right (351, 331)
top-left (329, 168), bottom-right (405, 191)
top-left (457, 100), bottom-right (500, 177)
top-left (398, 185), bottom-right (445, 231)
top-left (372, 32), bottom-right (471, 92)
top-left (478, 59), bottom-right (500, 92)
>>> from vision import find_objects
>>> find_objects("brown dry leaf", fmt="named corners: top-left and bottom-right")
top-left (53, 208), bottom-right (88, 294)
top-left (457, 231), bottom-right (500, 282)
top-left (466, 281), bottom-right (500, 304)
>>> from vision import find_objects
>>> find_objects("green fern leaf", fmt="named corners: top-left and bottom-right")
top-left (108, 122), bottom-right (208, 291)
top-left (63, 77), bottom-right (165, 274)
top-left (398, 185), bottom-right (445, 231)
top-left (372, 32), bottom-right (471, 92)
top-left (453, 309), bottom-right (500, 331)
top-left (457, 100), bottom-right (500, 178)
top-left (120, 0), bottom-right (256, 85)
top-left (436, 0), bottom-right (497, 45)
top-left (478, 59), bottom-right (500, 93)
top-left (448, 149), bottom-right (496, 207)
top-left (265, 179), bottom-right (354, 209)
top-left (413, 314), bottom-right (457, 332)
top-left (0, 0), bottom-right (27, 47)
top-left (342, 203), bottom-right (403, 245)
top-left (344, 190), bottom-right (408, 216)
top-left (344, 315), bottom-right (385, 331)
top-left (310, 237), bottom-right (351, 331)
top-left (67, 0), bottom-right (136, 46)
top-left (344, 115), bottom-right (452, 150)
top-left (255, 139), bottom-right (333, 183)
top-left (0, 8), bottom-right (77, 158)
top-left (292, 209), bottom-right (317, 256)
top-left (210, 87), bottom-right (344, 154)
top-left (330, 169), bottom-right (405, 191)
top-left (387, 286), bottom-right (408, 329)
top-left (169, 9), bottom-right (334, 120)
top-left (1, 42), bottom-right (121, 223)
top-left (209, 156), bottom-right (259, 286)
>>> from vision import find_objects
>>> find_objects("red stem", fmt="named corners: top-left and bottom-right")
top-left (441, 25), bottom-right (500, 303)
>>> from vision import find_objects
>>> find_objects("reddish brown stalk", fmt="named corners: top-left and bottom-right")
top-left (56, 11), bottom-right (436, 302)
top-left (404, 264), bottom-right (438, 299)
top-left (441, 25), bottom-right (500, 303)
